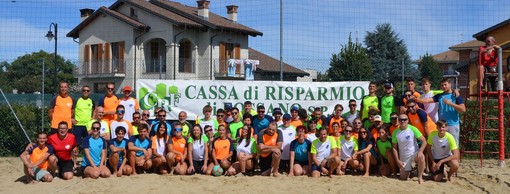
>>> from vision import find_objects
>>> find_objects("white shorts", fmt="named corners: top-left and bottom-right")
top-left (400, 153), bottom-right (417, 172)
top-left (447, 125), bottom-right (460, 147)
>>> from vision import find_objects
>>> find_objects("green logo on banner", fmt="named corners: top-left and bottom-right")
top-left (139, 83), bottom-right (181, 112)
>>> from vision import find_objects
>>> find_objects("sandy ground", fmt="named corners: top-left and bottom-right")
top-left (1, 157), bottom-right (509, 194)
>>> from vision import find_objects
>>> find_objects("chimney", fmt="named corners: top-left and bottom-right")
top-left (196, 0), bottom-right (210, 20)
top-left (80, 8), bottom-right (95, 22)
top-left (226, 5), bottom-right (238, 22)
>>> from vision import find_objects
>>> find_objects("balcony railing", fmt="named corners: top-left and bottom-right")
top-left (75, 59), bottom-right (125, 77)
top-left (443, 70), bottom-right (460, 77)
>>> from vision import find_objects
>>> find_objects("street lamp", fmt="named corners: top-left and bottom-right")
top-left (45, 22), bottom-right (57, 91)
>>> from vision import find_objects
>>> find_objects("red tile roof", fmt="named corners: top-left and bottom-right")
top-left (248, 48), bottom-right (309, 76)
top-left (67, 6), bottom-right (150, 38)
top-left (448, 40), bottom-right (484, 51)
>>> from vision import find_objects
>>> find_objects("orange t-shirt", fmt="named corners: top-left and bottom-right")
top-left (101, 95), bottom-right (119, 121)
top-left (28, 144), bottom-right (54, 170)
top-left (328, 117), bottom-right (344, 134)
top-left (50, 95), bottom-right (73, 129)
top-left (370, 128), bottom-right (380, 141)
top-left (290, 119), bottom-right (303, 128)
top-left (389, 124), bottom-right (400, 137)
top-left (407, 110), bottom-right (436, 136)
top-left (170, 136), bottom-right (187, 161)
top-left (213, 138), bottom-right (233, 160)
top-left (259, 133), bottom-right (280, 157)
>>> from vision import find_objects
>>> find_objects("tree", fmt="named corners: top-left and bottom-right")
top-left (419, 53), bottom-right (443, 87)
top-left (3, 50), bottom-right (76, 94)
top-left (364, 23), bottom-right (417, 82)
top-left (327, 33), bottom-right (373, 81)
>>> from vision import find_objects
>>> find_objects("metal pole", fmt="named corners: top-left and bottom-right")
top-left (0, 87), bottom-right (31, 143)
top-left (42, 59), bottom-right (45, 132)
top-left (159, 55), bottom-right (162, 80)
top-left (279, 0), bottom-right (283, 81)
top-left (401, 58), bottom-right (404, 95)
top-left (54, 23), bottom-right (58, 92)
top-left (497, 47), bottom-right (505, 167)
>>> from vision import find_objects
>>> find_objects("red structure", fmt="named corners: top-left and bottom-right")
top-left (462, 48), bottom-right (506, 167)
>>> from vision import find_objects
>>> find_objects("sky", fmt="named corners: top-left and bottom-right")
top-left (0, 0), bottom-right (509, 72)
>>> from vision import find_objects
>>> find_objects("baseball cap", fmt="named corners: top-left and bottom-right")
top-left (273, 108), bottom-right (282, 115)
top-left (384, 83), bottom-right (393, 89)
top-left (282, 113), bottom-right (291, 120)
top-left (224, 103), bottom-right (233, 110)
top-left (123, 86), bottom-right (132, 91)
top-left (373, 115), bottom-right (382, 122)
top-left (290, 105), bottom-right (299, 111)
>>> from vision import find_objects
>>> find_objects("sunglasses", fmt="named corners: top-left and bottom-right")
top-left (258, 111), bottom-right (265, 113)
top-left (82, 89), bottom-right (90, 92)
top-left (92, 127), bottom-right (100, 131)
top-left (205, 130), bottom-right (213, 133)
top-left (349, 104), bottom-right (356, 107)
top-left (133, 117), bottom-right (140, 119)
top-left (399, 119), bottom-right (408, 122)
top-left (344, 130), bottom-right (352, 133)
top-left (159, 115), bottom-right (166, 117)
top-left (390, 117), bottom-right (398, 120)
top-left (142, 114), bottom-right (150, 116)
top-left (407, 106), bottom-right (415, 109)
top-left (117, 110), bottom-right (125, 114)
top-left (217, 115), bottom-right (224, 117)
top-left (107, 88), bottom-right (115, 91)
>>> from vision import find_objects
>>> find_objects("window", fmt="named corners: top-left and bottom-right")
top-left (90, 43), bottom-right (103, 73)
top-left (110, 41), bottom-right (125, 73)
top-left (179, 39), bottom-right (193, 73)
top-left (219, 42), bottom-right (240, 74)
top-left (130, 8), bottom-right (137, 19)
top-left (145, 39), bottom-right (166, 73)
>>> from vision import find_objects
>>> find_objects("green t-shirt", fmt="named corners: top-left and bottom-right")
top-left (376, 138), bottom-right (392, 159)
top-left (73, 97), bottom-right (94, 126)
top-left (380, 95), bottom-right (397, 123)
top-left (229, 121), bottom-right (244, 140)
top-left (361, 95), bottom-right (379, 120)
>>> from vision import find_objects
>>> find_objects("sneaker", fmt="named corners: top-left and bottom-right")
top-left (235, 172), bottom-right (245, 177)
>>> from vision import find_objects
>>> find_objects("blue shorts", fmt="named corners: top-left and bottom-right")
top-left (311, 164), bottom-right (321, 172)
top-left (33, 167), bottom-right (50, 181)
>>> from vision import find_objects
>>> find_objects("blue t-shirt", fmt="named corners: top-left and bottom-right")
top-left (252, 115), bottom-right (273, 135)
top-left (359, 138), bottom-right (378, 159)
top-left (150, 120), bottom-right (173, 137)
top-left (289, 139), bottom-right (312, 162)
top-left (108, 138), bottom-right (128, 162)
top-left (82, 136), bottom-right (107, 167)
top-left (433, 92), bottom-right (464, 126)
top-left (129, 136), bottom-right (152, 157)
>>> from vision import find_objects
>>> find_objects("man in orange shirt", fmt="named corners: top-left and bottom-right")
top-left (406, 100), bottom-right (436, 138)
top-left (257, 122), bottom-right (283, 177)
top-left (20, 132), bottom-right (54, 183)
top-left (289, 106), bottom-right (302, 128)
top-left (48, 81), bottom-right (73, 135)
top-left (99, 83), bottom-right (119, 122)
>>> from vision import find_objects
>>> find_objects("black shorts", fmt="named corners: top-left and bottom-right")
top-left (57, 159), bottom-right (74, 177)
top-left (72, 125), bottom-right (88, 147)
top-left (259, 155), bottom-right (272, 172)
top-left (279, 159), bottom-right (290, 172)
top-left (433, 158), bottom-right (448, 175)
top-left (294, 160), bottom-right (309, 166)
top-left (192, 160), bottom-right (205, 174)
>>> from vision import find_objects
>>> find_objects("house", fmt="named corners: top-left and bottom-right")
top-left (448, 40), bottom-right (484, 98)
top-left (67, 0), bottom-right (309, 93)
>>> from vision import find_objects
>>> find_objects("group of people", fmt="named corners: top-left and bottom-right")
top-left (21, 77), bottom-right (465, 184)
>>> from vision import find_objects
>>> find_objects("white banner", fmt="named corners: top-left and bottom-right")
top-left (136, 80), bottom-right (369, 120)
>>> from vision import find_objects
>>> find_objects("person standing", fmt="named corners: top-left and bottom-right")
top-left (72, 85), bottom-right (94, 147)
top-left (380, 83), bottom-right (399, 124)
top-left (420, 78), bottom-right (441, 122)
top-left (118, 86), bottom-right (139, 122)
top-left (253, 105), bottom-right (274, 135)
top-left (342, 100), bottom-right (359, 125)
top-left (400, 78), bottom-right (422, 114)
top-left (98, 83), bottom-right (119, 121)
top-left (48, 81), bottom-right (73, 135)
top-left (360, 82), bottom-right (380, 124)
top-left (417, 78), bottom-right (466, 146)
top-left (177, 111), bottom-right (193, 137)
top-left (109, 105), bottom-right (133, 139)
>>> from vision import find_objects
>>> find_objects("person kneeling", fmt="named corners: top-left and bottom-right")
top-left (257, 122), bottom-right (283, 177)
top-left (166, 125), bottom-right (188, 175)
top-left (337, 126), bottom-right (360, 175)
top-left (20, 132), bottom-right (54, 183)
top-left (82, 121), bottom-right (111, 179)
top-left (311, 128), bottom-right (340, 178)
top-left (427, 120), bottom-right (460, 182)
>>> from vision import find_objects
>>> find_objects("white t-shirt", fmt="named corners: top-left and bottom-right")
top-left (428, 131), bottom-right (457, 159)
top-left (421, 91), bottom-right (439, 122)
top-left (198, 118), bottom-right (217, 134)
top-left (110, 120), bottom-right (131, 139)
top-left (152, 136), bottom-right (167, 156)
top-left (189, 135), bottom-right (208, 161)
top-left (338, 135), bottom-right (358, 161)
top-left (392, 125), bottom-right (422, 158)
top-left (311, 136), bottom-right (338, 162)
top-left (118, 97), bottom-right (139, 122)
top-left (236, 138), bottom-right (257, 155)
top-left (279, 125), bottom-right (297, 160)
top-left (306, 133), bottom-right (317, 143)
